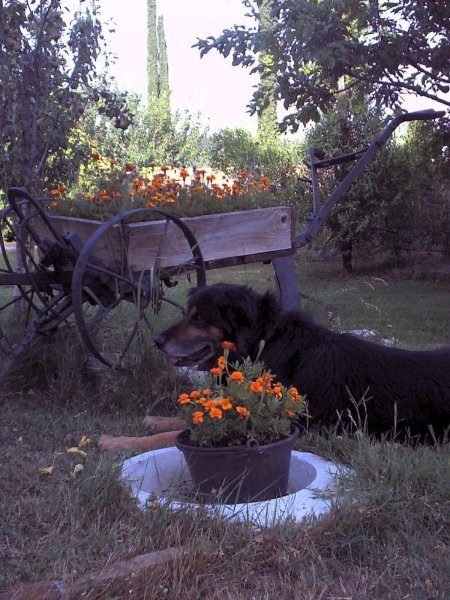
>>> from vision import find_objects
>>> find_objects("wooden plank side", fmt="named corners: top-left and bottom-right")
top-left (33, 214), bottom-right (103, 244)
top-left (31, 214), bottom-right (123, 268)
top-left (126, 206), bottom-right (295, 272)
top-left (33, 206), bottom-right (295, 272)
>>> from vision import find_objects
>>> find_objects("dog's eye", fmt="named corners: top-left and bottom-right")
top-left (191, 313), bottom-right (204, 323)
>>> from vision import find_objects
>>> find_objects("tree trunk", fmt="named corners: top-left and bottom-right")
top-left (338, 235), bottom-right (353, 273)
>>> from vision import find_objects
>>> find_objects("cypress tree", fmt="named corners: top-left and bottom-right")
top-left (147, 0), bottom-right (158, 102)
top-left (257, 0), bottom-right (277, 142)
top-left (158, 15), bottom-right (170, 114)
top-left (147, 1), bottom-right (170, 116)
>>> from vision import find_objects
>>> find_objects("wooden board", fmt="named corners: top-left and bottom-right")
top-left (127, 205), bottom-right (296, 271)
top-left (31, 205), bottom-right (296, 273)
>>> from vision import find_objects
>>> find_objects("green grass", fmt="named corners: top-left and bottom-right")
top-left (295, 260), bottom-right (450, 348)
top-left (0, 259), bottom-right (449, 598)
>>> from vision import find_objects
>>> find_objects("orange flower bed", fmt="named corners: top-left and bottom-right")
top-left (48, 155), bottom-right (278, 223)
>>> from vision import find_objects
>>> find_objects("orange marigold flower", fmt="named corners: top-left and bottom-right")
top-left (91, 152), bottom-right (100, 161)
top-left (163, 197), bottom-right (175, 204)
top-left (291, 392), bottom-right (304, 404)
top-left (109, 159), bottom-right (117, 165)
top-left (179, 168), bottom-right (189, 179)
top-left (217, 356), bottom-right (226, 370)
top-left (209, 407), bottom-right (223, 419)
top-left (196, 397), bottom-right (207, 406)
top-left (192, 411), bottom-right (204, 424)
top-left (125, 162), bottom-right (135, 172)
top-left (285, 408), bottom-right (295, 417)
top-left (219, 398), bottom-right (233, 410)
top-left (202, 388), bottom-right (211, 396)
top-left (85, 193), bottom-right (94, 200)
top-left (205, 399), bottom-right (217, 410)
top-left (230, 371), bottom-right (244, 383)
top-left (273, 384), bottom-right (283, 398)
top-left (50, 189), bottom-right (60, 196)
top-left (221, 341), bottom-right (236, 351)
top-left (178, 393), bottom-right (191, 405)
top-left (250, 379), bottom-right (263, 393)
top-left (236, 406), bottom-right (250, 418)
top-left (190, 390), bottom-right (201, 399)
top-left (262, 373), bottom-right (273, 385)
top-left (210, 367), bottom-right (222, 376)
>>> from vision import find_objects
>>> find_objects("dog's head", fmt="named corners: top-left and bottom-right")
top-left (154, 283), bottom-right (278, 370)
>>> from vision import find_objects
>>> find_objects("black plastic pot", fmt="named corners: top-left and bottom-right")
top-left (175, 426), bottom-right (299, 504)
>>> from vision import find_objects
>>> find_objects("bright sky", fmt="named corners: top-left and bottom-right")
top-left (70, 0), bottom-right (444, 133)
top-left (96, 0), bottom-right (258, 132)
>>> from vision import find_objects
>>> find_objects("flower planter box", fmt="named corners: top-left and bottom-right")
top-left (32, 205), bottom-right (296, 272)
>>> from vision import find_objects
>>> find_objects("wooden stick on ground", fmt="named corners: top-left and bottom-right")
top-left (1, 545), bottom-right (187, 600)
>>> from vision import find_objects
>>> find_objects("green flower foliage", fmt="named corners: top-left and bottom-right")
top-left (47, 158), bottom-right (283, 222)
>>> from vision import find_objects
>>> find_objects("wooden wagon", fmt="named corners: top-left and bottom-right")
top-left (0, 110), bottom-right (443, 379)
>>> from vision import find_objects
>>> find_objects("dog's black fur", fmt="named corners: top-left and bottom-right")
top-left (155, 283), bottom-right (450, 439)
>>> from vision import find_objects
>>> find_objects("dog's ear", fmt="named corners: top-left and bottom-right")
top-left (216, 286), bottom-right (260, 332)
top-left (220, 288), bottom-right (280, 359)
top-left (185, 284), bottom-right (257, 331)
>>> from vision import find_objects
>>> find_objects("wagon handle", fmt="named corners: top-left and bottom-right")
top-left (296, 109), bottom-right (446, 248)
top-left (393, 109), bottom-right (446, 122)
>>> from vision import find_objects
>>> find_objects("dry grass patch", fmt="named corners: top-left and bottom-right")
top-left (1, 262), bottom-right (449, 599)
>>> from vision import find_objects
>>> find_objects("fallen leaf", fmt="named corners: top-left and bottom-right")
top-left (78, 435), bottom-right (92, 449)
top-left (72, 463), bottom-right (84, 477)
top-left (66, 447), bottom-right (87, 457)
top-left (39, 466), bottom-right (54, 476)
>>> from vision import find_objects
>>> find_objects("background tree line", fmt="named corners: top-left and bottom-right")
top-left (1, 0), bottom-right (448, 271)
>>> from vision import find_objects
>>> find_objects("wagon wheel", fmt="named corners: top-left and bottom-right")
top-left (0, 196), bottom-right (79, 377)
top-left (0, 205), bottom-right (37, 365)
top-left (71, 208), bottom-right (206, 368)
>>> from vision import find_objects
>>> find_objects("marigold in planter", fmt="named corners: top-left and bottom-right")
top-left (177, 342), bottom-right (307, 448)
top-left (46, 155), bottom-right (283, 223)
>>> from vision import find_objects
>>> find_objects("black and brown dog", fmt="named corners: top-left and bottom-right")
top-left (100, 283), bottom-right (450, 450)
